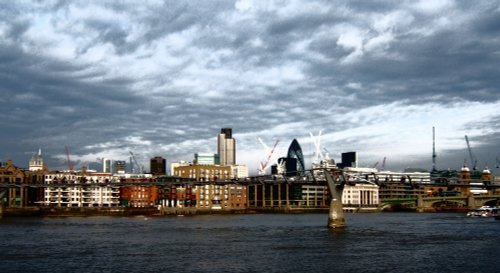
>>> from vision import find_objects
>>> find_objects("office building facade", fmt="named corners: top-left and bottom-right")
top-left (194, 153), bottom-right (220, 165)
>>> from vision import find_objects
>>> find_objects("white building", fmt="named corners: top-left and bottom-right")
top-left (301, 183), bottom-right (379, 211)
top-left (43, 171), bottom-right (120, 207)
top-left (342, 183), bottom-right (379, 211)
top-left (231, 164), bottom-right (248, 179)
top-left (343, 167), bottom-right (431, 184)
top-left (170, 161), bottom-right (191, 177)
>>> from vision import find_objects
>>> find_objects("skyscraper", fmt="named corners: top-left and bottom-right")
top-left (287, 139), bottom-right (305, 175)
top-left (150, 156), bottom-right (166, 176)
top-left (217, 128), bottom-right (236, 165)
top-left (102, 158), bottom-right (112, 173)
top-left (114, 161), bottom-right (126, 174)
top-left (340, 152), bottom-right (357, 168)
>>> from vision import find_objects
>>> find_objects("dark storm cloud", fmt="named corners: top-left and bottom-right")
top-left (301, 4), bottom-right (500, 109)
top-left (0, 42), bottom-right (145, 167)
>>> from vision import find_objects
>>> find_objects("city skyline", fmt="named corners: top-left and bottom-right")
top-left (1, 1), bottom-right (500, 175)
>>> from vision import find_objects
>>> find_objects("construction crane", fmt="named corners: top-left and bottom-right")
top-left (323, 148), bottom-right (331, 160)
top-left (65, 145), bottom-right (74, 171)
top-left (464, 135), bottom-right (477, 170)
top-left (371, 157), bottom-right (386, 170)
top-left (309, 130), bottom-right (323, 164)
top-left (258, 138), bottom-right (279, 175)
top-left (129, 151), bottom-right (143, 174)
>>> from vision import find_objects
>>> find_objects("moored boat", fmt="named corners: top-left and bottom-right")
top-left (466, 206), bottom-right (499, 217)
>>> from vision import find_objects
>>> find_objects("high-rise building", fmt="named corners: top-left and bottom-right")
top-left (150, 156), bottom-right (166, 176)
top-left (287, 139), bottom-right (305, 175)
top-left (337, 152), bottom-right (358, 169)
top-left (103, 158), bottom-right (112, 173)
top-left (114, 161), bottom-right (126, 174)
top-left (217, 128), bottom-right (236, 166)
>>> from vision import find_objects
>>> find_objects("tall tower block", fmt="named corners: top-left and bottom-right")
top-left (217, 128), bottom-right (236, 165)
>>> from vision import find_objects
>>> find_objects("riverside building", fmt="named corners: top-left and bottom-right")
top-left (0, 159), bottom-right (45, 207)
top-left (117, 173), bottom-right (158, 207)
top-left (43, 171), bottom-right (120, 207)
top-left (168, 163), bottom-right (247, 209)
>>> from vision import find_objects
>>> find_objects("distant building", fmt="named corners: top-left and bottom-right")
top-left (194, 153), bottom-right (220, 165)
top-left (102, 158), bottom-right (112, 173)
top-left (29, 148), bottom-right (45, 171)
top-left (170, 161), bottom-right (190, 177)
top-left (230, 164), bottom-right (249, 179)
top-left (287, 139), bottom-right (305, 175)
top-left (150, 156), bottom-right (166, 176)
top-left (337, 152), bottom-right (358, 169)
top-left (173, 164), bottom-right (231, 181)
top-left (114, 161), bottom-right (126, 174)
top-left (272, 157), bottom-right (297, 176)
top-left (217, 128), bottom-right (236, 165)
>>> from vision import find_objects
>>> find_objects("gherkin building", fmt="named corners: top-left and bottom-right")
top-left (287, 139), bottom-right (305, 175)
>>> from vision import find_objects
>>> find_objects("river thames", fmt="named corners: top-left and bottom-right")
top-left (0, 213), bottom-right (498, 273)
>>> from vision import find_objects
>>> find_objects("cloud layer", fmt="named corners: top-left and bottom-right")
top-left (1, 0), bottom-right (499, 174)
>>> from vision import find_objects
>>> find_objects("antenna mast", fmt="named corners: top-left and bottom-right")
top-left (432, 127), bottom-right (436, 171)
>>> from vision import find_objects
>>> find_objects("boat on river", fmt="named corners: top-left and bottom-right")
top-left (466, 206), bottom-right (500, 217)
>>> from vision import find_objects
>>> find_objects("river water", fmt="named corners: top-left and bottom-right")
top-left (0, 213), bottom-right (498, 273)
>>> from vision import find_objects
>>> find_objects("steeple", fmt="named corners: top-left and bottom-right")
top-left (29, 147), bottom-right (44, 171)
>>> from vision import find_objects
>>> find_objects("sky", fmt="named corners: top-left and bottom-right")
top-left (1, 0), bottom-right (499, 175)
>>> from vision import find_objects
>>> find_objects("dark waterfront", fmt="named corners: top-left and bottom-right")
top-left (0, 213), bottom-right (498, 273)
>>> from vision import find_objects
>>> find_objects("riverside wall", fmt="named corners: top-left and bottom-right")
top-left (1, 206), bottom-right (385, 217)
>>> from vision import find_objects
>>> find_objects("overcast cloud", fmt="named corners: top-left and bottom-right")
top-left (1, 0), bottom-right (499, 175)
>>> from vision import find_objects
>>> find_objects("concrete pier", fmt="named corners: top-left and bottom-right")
top-left (0, 190), bottom-right (5, 218)
top-left (325, 170), bottom-right (346, 229)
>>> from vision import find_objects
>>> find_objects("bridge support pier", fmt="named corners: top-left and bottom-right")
top-left (416, 194), bottom-right (424, 212)
top-left (327, 187), bottom-right (345, 228)
top-left (325, 170), bottom-right (346, 229)
top-left (467, 195), bottom-right (476, 209)
top-left (0, 190), bottom-right (5, 218)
